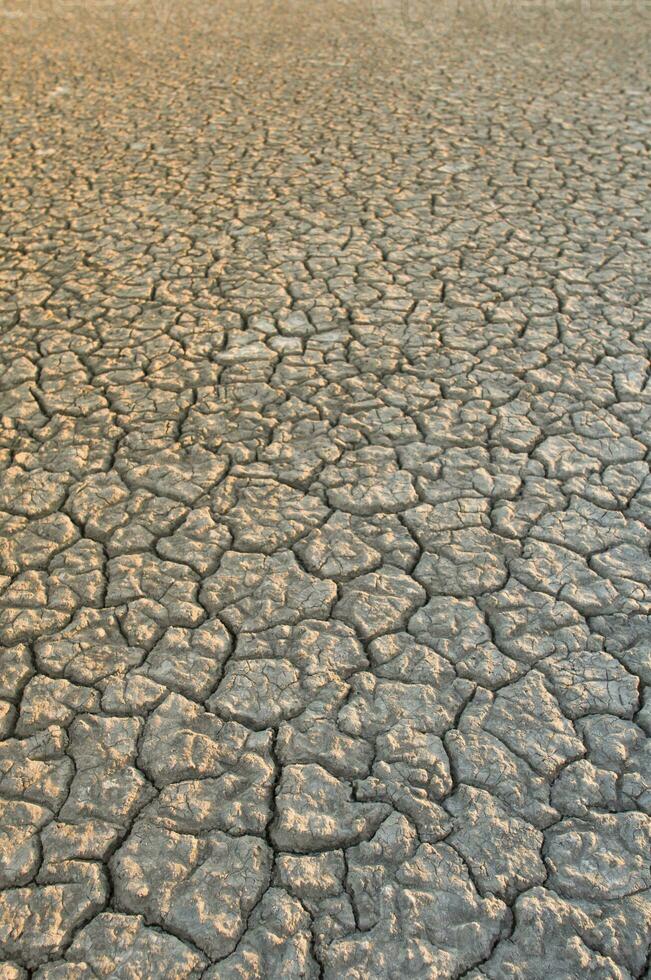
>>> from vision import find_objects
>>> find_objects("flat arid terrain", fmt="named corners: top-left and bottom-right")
top-left (0, 0), bottom-right (650, 976)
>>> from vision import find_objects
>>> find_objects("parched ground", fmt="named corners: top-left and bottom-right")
top-left (0, 0), bottom-right (650, 976)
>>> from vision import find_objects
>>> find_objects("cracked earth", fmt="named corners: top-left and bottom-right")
top-left (1, 0), bottom-right (650, 977)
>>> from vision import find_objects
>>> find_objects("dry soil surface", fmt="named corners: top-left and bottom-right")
top-left (0, 1), bottom-right (650, 977)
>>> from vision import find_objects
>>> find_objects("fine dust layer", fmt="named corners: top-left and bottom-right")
top-left (0, 1), bottom-right (650, 976)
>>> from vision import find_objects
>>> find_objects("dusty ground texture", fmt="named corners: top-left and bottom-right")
top-left (0, 0), bottom-right (650, 976)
